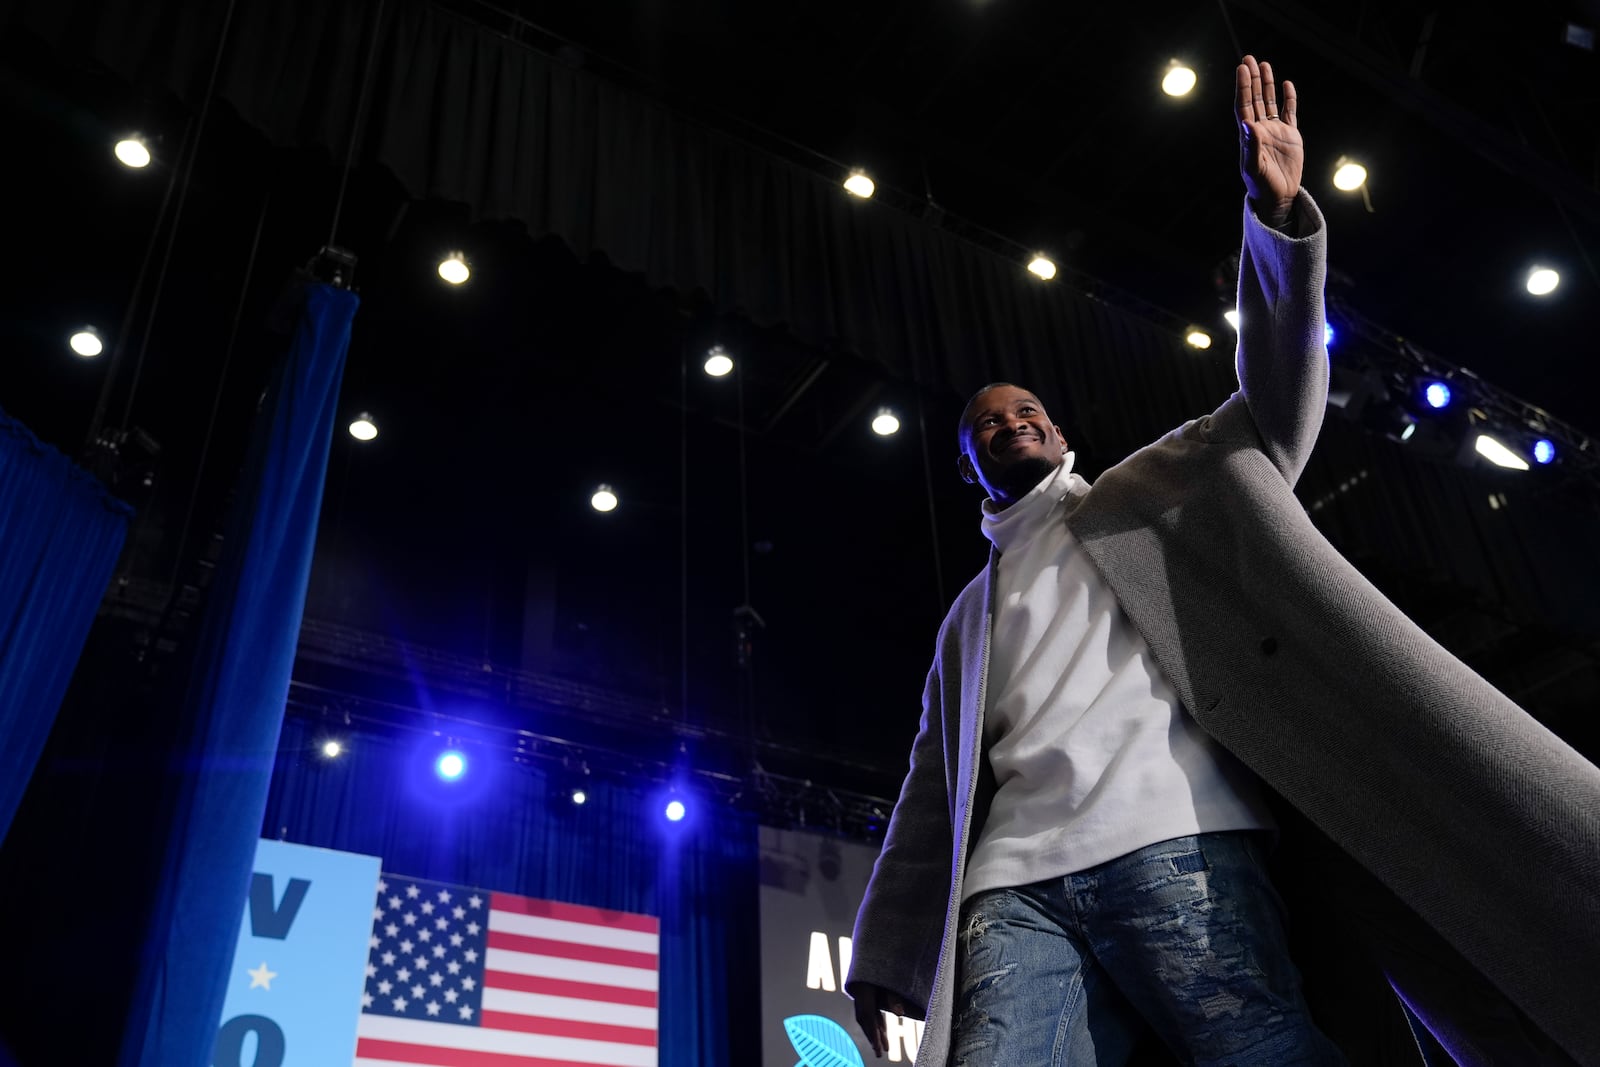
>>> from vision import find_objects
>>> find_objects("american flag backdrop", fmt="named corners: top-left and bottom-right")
top-left (355, 874), bottom-right (660, 1066)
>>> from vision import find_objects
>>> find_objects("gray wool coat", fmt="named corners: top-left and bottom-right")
top-left (846, 193), bottom-right (1600, 1067)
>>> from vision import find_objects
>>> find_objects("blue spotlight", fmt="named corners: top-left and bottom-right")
top-left (436, 750), bottom-right (466, 780)
top-left (1324, 321), bottom-right (1336, 348)
top-left (664, 798), bottom-right (687, 822)
top-left (1423, 381), bottom-right (1452, 410)
top-left (1533, 439), bottom-right (1556, 465)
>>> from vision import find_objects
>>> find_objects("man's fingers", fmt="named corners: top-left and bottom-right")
top-left (1283, 79), bottom-right (1298, 128)
top-left (1260, 61), bottom-right (1278, 119)
top-left (1235, 62), bottom-right (1255, 124)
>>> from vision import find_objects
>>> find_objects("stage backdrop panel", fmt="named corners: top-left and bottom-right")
top-left (759, 827), bottom-right (924, 1066)
top-left (215, 838), bottom-right (382, 1067)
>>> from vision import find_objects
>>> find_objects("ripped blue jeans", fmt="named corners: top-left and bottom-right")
top-left (952, 832), bottom-right (1344, 1067)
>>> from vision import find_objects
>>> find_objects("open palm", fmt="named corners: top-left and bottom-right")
top-left (1236, 55), bottom-right (1303, 219)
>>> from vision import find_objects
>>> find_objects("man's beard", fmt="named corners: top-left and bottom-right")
top-left (994, 455), bottom-right (1059, 498)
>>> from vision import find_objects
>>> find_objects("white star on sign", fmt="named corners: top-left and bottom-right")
top-left (247, 962), bottom-right (278, 990)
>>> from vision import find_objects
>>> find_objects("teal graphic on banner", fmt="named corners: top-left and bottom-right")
top-left (784, 1014), bottom-right (865, 1067)
top-left (214, 839), bottom-right (381, 1066)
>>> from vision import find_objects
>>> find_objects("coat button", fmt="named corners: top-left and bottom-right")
top-left (1260, 637), bottom-right (1278, 656)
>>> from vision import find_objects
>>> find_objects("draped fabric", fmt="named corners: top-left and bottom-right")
top-left (0, 0), bottom-right (1227, 444)
top-left (0, 409), bottom-right (131, 844)
top-left (263, 714), bottom-right (761, 1065)
top-left (117, 284), bottom-right (357, 1067)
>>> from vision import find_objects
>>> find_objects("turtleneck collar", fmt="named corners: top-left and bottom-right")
top-left (979, 452), bottom-right (1079, 553)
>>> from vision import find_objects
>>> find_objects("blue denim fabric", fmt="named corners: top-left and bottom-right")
top-left (952, 831), bottom-right (1344, 1067)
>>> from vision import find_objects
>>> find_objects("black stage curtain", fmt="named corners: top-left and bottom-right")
top-left (6, 0), bottom-right (1599, 647)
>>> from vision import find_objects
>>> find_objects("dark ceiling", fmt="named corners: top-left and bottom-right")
top-left (2, 0), bottom-right (1598, 795)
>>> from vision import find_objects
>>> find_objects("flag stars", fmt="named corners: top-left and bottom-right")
top-left (450, 933), bottom-right (464, 947)
top-left (463, 949), bottom-right (479, 964)
top-left (393, 996), bottom-right (409, 1012)
top-left (400, 939), bottom-right (414, 954)
top-left (362, 991), bottom-right (373, 1008)
top-left (406, 885), bottom-right (421, 899)
top-left (429, 973), bottom-right (445, 987)
top-left (388, 895), bottom-right (402, 909)
top-left (435, 917), bottom-right (450, 931)
top-left (373, 907), bottom-right (384, 921)
top-left (413, 956), bottom-right (429, 971)
top-left (369, 935), bottom-right (380, 949)
top-left (459, 1005), bottom-right (474, 1020)
top-left (426, 1000), bottom-right (442, 1016)
top-left (418, 929), bottom-right (433, 943)
top-left (443, 988), bottom-right (460, 1004)
top-left (447, 960), bottom-right (462, 975)
top-left (468, 895), bottom-right (483, 909)
top-left (466, 922), bottom-right (481, 936)
top-left (461, 977), bottom-right (477, 992)
top-left (247, 962), bottom-right (278, 990)
top-left (378, 979), bottom-right (393, 995)
top-left (437, 889), bottom-right (452, 904)
top-left (381, 951), bottom-right (396, 966)
top-left (421, 901), bottom-right (435, 915)
top-left (403, 912), bottom-right (418, 927)
top-left (452, 906), bottom-right (466, 920)
top-left (378, 878), bottom-right (389, 892)
top-left (433, 944), bottom-right (447, 958)
top-left (411, 983), bottom-right (424, 999)
top-left (365, 963), bottom-right (377, 978)
top-left (385, 923), bottom-right (399, 938)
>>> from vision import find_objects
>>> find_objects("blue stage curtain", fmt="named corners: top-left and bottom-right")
top-left (0, 410), bottom-right (132, 844)
top-left (263, 714), bottom-right (761, 1065)
top-left (118, 283), bottom-right (358, 1067)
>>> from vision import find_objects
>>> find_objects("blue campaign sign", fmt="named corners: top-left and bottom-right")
top-left (214, 839), bottom-right (381, 1067)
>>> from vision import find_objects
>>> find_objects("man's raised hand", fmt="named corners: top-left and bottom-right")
top-left (1235, 55), bottom-right (1303, 226)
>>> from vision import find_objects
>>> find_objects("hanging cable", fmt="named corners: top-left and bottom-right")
top-left (915, 391), bottom-right (948, 608)
top-left (679, 339), bottom-right (690, 720)
top-left (115, 0), bottom-right (241, 437)
top-left (327, 0), bottom-right (390, 250)
top-left (83, 115), bottom-right (193, 454)
top-left (161, 190), bottom-right (272, 611)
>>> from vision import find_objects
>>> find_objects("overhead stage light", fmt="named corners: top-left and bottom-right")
top-left (703, 346), bottom-right (734, 377)
top-left (436, 750), bottom-right (467, 780)
top-left (437, 253), bottom-right (470, 285)
top-left (1185, 329), bottom-right (1212, 350)
top-left (664, 798), bottom-right (686, 822)
top-left (1026, 255), bottom-right (1057, 280)
top-left (1475, 434), bottom-right (1530, 471)
top-left (114, 137), bottom-right (151, 169)
top-left (321, 740), bottom-right (343, 758)
top-left (843, 171), bottom-right (875, 199)
top-left (348, 413), bottom-right (378, 441)
top-left (871, 409), bottom-right (901, 436)
top-left (1526, 267), bottom-right (1560, 296)
top-left (1332, 157), bottom-right (1367, 192)
top-left (590, 484), bottom-right (619, 512)
top-left (1422, 381), bottom-right (1452, 410)
top-left (1533, 438), bottom-right (1556, 465)
top-left (1162, 61), bottom-right (1197, 97)
top-left (570, 788), bottom-right (587, 806)
top-left (69, 327), bottom-right (104, 357)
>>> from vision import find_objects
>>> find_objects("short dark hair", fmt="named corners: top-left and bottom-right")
top-left (957, 382), bottom-right (1035, 450)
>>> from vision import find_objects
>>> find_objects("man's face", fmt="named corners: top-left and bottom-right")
top-left (958, 386), bottom-right (1068, 507)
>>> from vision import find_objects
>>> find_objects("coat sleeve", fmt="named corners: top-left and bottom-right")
top-left (844, 657), bottom-right (955, 1019)
top-left (1203, 192), bottom-right (1330, 487)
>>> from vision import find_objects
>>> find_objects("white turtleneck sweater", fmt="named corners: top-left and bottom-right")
top-left (962, 456), bottom-right (1273, 902)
